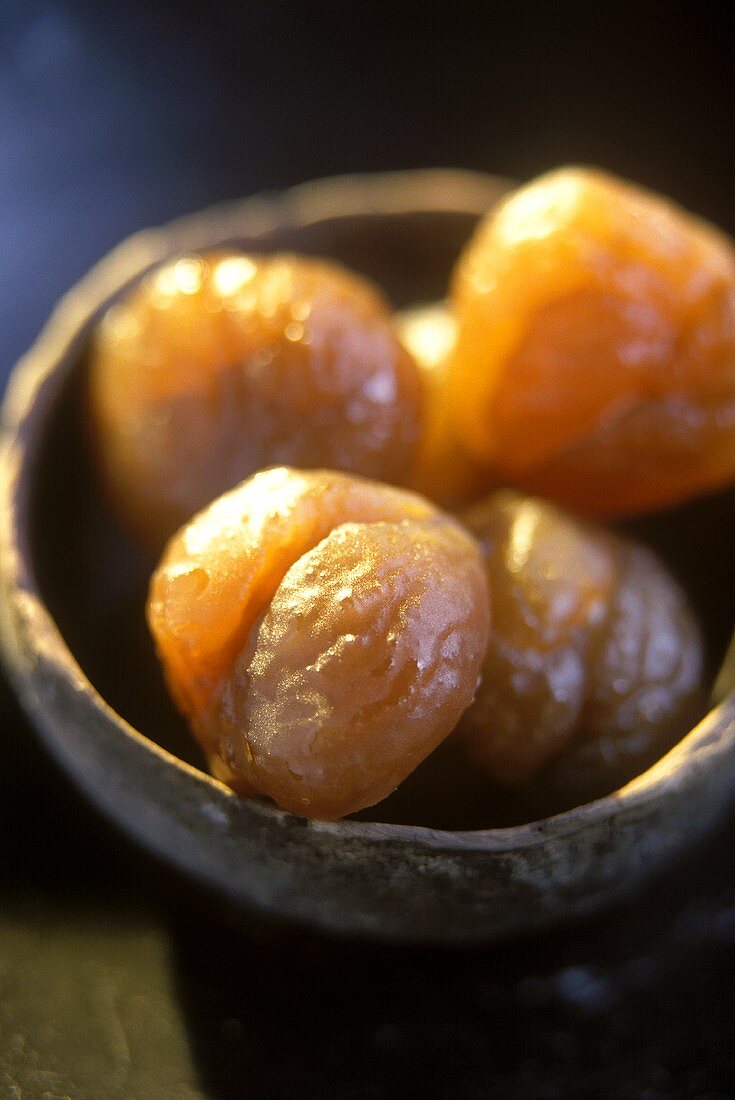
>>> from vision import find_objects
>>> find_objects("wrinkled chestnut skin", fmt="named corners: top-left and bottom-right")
top-left (90, 252), bottom-right (423, 548)
top-left (458, 491), bottom-right (704, 795)
top-left (449, 167), bottom-right (735, 517)
top-left (147, 468), bottom-right (490, 820)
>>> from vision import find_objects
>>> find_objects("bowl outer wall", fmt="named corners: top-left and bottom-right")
top-left (1, 168), bottom-right (735, 944)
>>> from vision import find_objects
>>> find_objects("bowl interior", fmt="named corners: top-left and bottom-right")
top-left (24, 199), bottom-right (735, 831)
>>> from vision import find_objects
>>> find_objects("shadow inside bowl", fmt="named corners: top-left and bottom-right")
top-left (23, 201), bottom-right (507, 828)
top-left (23, 199), bottom-right (735, 831)
top-left (6, 169), bottom-right (735, 944)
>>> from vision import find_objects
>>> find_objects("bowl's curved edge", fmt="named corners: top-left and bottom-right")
top-left (2, 169), bottom-right (735, 944)
top-left (1, 167), bottom-right (513, 442)
top-left (4, 573), bottom-right (735, 945)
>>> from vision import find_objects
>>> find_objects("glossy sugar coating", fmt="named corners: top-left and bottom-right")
top-left (449, 167), bottom-right (735, 516)
top-left (147, 467), bottom-right (490, 819)
top-left (397, 303), bottom-right (496, 507)
top-left (89, 252), bottom-right (423, 547)
top-left (458, 491), bottom-right (704, 791)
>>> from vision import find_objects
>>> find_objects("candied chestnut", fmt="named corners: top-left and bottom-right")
top-left (397, 303), bottom-right (495, 507)
top-left (147, 467), bottom-right (490, 820)
top-left (89, 252), bottom-right (423, 548)
top-left (458, 490), bottom-right (704, 799)
top-left (449, 167), bottom-right (735, 517)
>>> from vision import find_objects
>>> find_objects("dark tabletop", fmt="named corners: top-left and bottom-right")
top-left (2, 4), bottom-right (735, 1097)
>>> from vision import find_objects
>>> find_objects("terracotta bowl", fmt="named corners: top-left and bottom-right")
top-left (2, 169), bottom-right (735, 945)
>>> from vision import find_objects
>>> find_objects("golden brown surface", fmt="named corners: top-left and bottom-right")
top-left (449, 167), bottom-right (735, 516)
top-left (147, 468), bottom-right (490, 819)
top-left (89, 252), bottom-right (423, 548)
top-left (397, 303), bottom-right (496, 507)
top-left (458, 491), bottom-right (704, 792)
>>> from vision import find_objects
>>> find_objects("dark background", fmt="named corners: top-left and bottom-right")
top-left (2, 3), bottom-right (735, 1097)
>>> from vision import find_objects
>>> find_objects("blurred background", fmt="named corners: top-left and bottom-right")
top-left (3, 1), bottom-right (734, 374)
top-left (2, 2), bottom-right (735, 1097)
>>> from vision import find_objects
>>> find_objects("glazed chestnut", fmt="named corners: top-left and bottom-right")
top-left (448, 167), bottom-right (735, 517)
top-left (458, 490), bottom-right (704, 798)
top-left (89, 252), bottom-right (423, 547)
top-left (397, 303), bottom-right (494, 508)
top-left (147, 467), bottom-right (490, 820)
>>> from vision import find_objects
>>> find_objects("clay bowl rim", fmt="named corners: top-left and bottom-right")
top-left (1, 166), bottom-right (734, 860)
